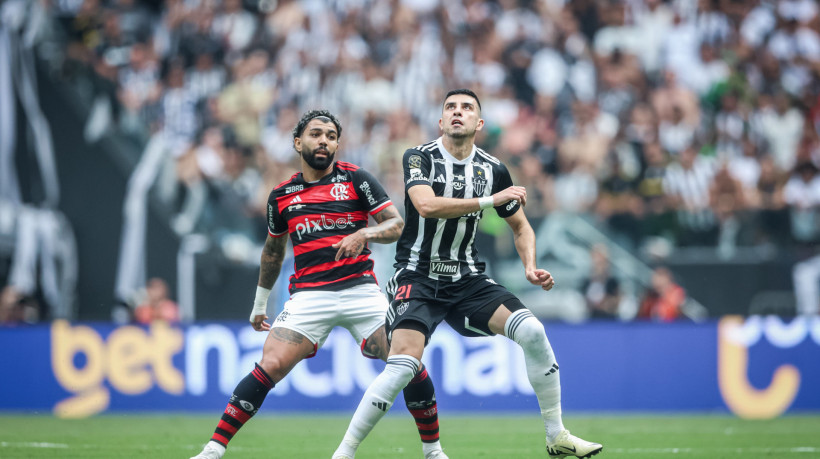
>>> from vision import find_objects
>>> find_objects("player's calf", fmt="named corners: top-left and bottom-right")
top-left (403, 364), bottom-right (445, 458)
top-left (191, 364), bottom-right (275, 458)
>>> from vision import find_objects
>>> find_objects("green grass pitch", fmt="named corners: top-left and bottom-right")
top-left (1, 413), bottom-right (819, 458)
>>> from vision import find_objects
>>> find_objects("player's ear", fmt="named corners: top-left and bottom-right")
top-left (293, 137), bottom-right (302, 153)
top-left (475, 118), bottom-right (484, 132)
top-left (438, 117), bottom-right (444, 131)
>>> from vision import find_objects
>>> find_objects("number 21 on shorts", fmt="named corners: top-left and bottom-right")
top-left (394, 284), bottom-right (413, 300)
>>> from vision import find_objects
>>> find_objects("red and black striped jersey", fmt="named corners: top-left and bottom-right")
top-left (267, 161), bottom-right (393, 294)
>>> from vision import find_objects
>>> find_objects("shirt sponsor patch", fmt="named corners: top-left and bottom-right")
top-left (430, 260), bottom-right (459, 275)
top-left (408, 168), bottom-right (425, 183)
top-left (408, 155), bottom-right (423, 169)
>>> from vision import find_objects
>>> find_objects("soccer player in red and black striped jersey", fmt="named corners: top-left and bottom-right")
top-left (191, 110), bottom-right (446, 459)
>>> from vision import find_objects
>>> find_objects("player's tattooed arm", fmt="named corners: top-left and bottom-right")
top-left (363, 204), bottom-right (404, 243)
top-left (258, 234), bottom-right (288, 288)
top-left (332, 204), bottom-right (404, 260)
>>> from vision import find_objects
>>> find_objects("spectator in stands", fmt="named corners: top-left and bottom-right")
top-left (580, 244), bottom-right (621, 319)
top-left (663, 145), bottom-right (719, 246)
top-left (0, 286), bottom-right (40, 325)
top-left (783, 160), bottom-right (820, 243)
top-left (638, 266), bottom-right (686, 322)
top-left (134, 277), bottom-right (179, 325)
top-left (636, 142), bottom-right (675, 242)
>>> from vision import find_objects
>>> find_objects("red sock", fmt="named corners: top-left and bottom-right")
top-left (210, 364), bottom-right (274, 447)
top-left (402, 364), bottom-right (440, 444)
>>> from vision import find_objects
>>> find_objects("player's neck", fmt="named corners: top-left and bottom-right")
top-left (441, 135), bottom-right (474, 160)
top-left (302, 162), bottom-right (334, 182)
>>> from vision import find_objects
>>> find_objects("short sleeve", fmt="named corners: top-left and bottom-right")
top-left (267, 190), bottom-right (288, 237)
top-left (492, 162), bottom-right (521, 218)
top-left (402, 149), bottom-right (433, 190)
top-left (352, 167), bottom-right (393, 215)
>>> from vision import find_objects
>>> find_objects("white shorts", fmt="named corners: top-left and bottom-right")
top-left (272, 283), bottom-right (388, 357)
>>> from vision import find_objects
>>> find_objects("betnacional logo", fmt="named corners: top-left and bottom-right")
top-left (358, 181), bottom-right (377, 206)
top-left (51, 321), bottom-right (184, 418)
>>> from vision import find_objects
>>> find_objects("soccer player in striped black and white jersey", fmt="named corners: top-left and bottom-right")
top-left (191, 110), bottom-right (446, 459)
top-left (333, 90), bottom-right (603, 459)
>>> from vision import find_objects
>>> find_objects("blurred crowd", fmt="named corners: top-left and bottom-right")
top-left (52, 0), bottom-right (820, 256)
top-left (1, 0), bottom-right (806, 324)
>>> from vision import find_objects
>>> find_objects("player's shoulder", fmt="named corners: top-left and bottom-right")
top-left (403, 140), bottom-right (440, 168)
top-left (336, 160), bottom-right (360, 171)
top-left (411, 139), bottom-right (439, 153)
top-left (474, 147), bottom-right (503, 168)
top-left (271, 172), bottom-right (303, 197)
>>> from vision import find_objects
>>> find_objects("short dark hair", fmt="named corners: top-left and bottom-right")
top-left (443, 89), bottom-right (481, 111)
top-left (292, 110), bottom-right (343, 139)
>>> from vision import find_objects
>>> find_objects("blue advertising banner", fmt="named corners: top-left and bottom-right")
top-left (1, 317), bottom-right (818, 419)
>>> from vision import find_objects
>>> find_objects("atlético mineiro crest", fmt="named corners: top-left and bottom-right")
top-left (473, 168), bottom-right (488, 195)
top-left (330, 183), bottom-right (349, 200)
top-left (473, 177), bottom-right (487, 195)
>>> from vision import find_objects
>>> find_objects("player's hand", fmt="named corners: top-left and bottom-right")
top-left (332, 230), bottom-right (367, 261)
top-left (526, 269), bottom-right (555, 291)
top-left (493, 186), bottom-right (527, 208)
top-left (250, 313), bottom-right (271, 331)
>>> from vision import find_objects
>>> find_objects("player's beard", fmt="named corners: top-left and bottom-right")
top-left (302, 147), bottom-right (335, 170)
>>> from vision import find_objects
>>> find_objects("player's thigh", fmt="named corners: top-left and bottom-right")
top-left (272, 290), bottom-right (339, 350)
top-left (363, 325), bottom-right (390, 361)
top-left (445, 276), bottom-right (524, 337)
top-left (259, 327), bottom-right (317, 382)
top-left (387, 273), bottom-right (448, 341)
top-left (338, 283), bottom-right (392, 347)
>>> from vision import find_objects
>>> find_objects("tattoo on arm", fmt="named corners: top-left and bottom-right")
top-left (259, 235), bottom-right (288, 289)
top-left (272, 327), bottom-right (307, 345)
top-left (364, 205), bottom-right (404, 244)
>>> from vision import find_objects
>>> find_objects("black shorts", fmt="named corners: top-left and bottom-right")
top-left (385, 269), bottom-right (525, 343)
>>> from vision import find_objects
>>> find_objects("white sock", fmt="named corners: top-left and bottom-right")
top-left (505, 309), bottom-right (565, 442)
top-left (334, 355), bottom-right (420, 456)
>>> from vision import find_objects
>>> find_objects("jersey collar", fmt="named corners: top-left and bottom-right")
top-left (436, 137), bottom-right (476, 164)
top-left (293, 162), bottom-right (340, 185)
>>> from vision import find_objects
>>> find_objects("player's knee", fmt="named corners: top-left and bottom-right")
top-left (257, 355), bottom-right (292, 382)
top-left (384, 354), bottom-right (420, 388)
top-left (509, 312), bottom-right (548, 351)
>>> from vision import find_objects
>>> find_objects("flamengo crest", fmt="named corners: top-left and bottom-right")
top-left (330, 183), bottom-right (349, 200)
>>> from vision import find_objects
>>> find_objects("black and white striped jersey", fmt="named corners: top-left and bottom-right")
top-left (394, 137), bottom-right (520, 281)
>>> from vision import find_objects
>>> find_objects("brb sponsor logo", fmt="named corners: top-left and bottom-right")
top-left (294, 214), bottom-right (355, 240)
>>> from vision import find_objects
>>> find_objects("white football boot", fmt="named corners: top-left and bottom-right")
top-left (546, 430), bottom-right (603, 458)
top-left (190, 441), bottom-right (225, 459)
